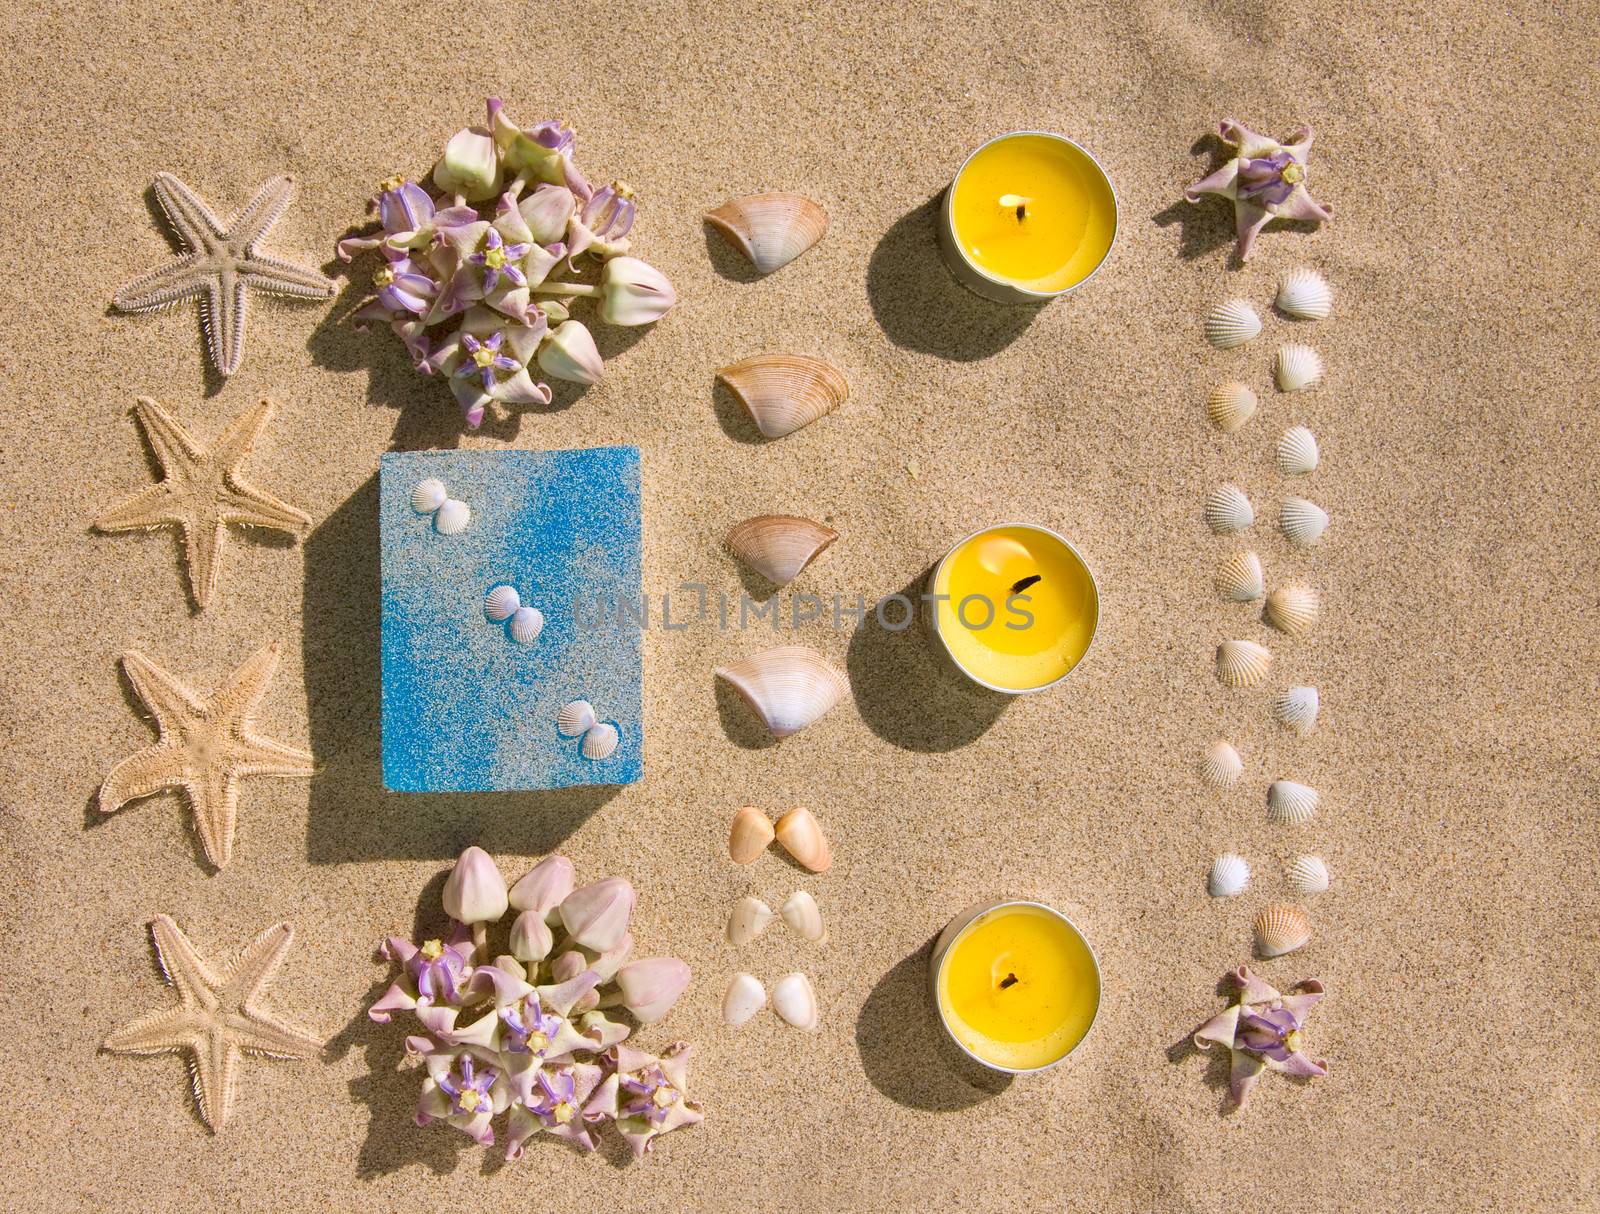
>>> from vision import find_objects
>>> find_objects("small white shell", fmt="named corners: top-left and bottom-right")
top-left (722, 972), bottom-right (767, 1026)
top-left (1272, 685), bottom-right (1321, 736)
top-left (1275, 343), bottom-right (1324, 392)
top-left (1276, 425), bottom-right (1320, 475)
top-left (1204, 484), bottom-right (1254, 535)
top-left (484, 584), bottom-right (521, 621)
top-left (1254, 903), bottom-right (1312, 958)
top-left (1267, 779), bottom-right (1320, 825)
top-left (726, 896), bottom-right (773, 946)
top-left (714, 646), bottom-right (848, 738)
top-left (1216, 639), bottom-right (1272, 688)
top-left (1207, 382), bottom-right (1258, 433)
top-left (411, 477), bottom-right (447, 514)
top-left (580, 721), bottom-right (618, 760)
top-left (1201, 740), bottom-right (1244, 788)
top-left (1280, 497), bottom-right (1329, 547)
top-left (510, 605), bottom-right (545, 644)
top-left (772, 971), bottom-right (819, 1031)
top-left (557, 699), bottom-right (598, 736)
top-left (1288, 855), bottom-right (1331, 896)
top-left (1215, 551), bottom-right (1265, 602)
top-left (1276, 268), bottom-right (1333, 321)
top-left (1208, 853), bottom-right (1251, 898)
top-left (780, 890), bottom-right (826, 943)
top-left (435, 498), bottom-right (470, 534)
top-left (1265, 585), bottom-right (1320, 636)
top-left (1204, 298), bottom-right (1262, 349)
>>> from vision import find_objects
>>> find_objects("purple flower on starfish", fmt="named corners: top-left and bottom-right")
top-left (1184, 120), bottom-right (1332, 261)
top-left (1192, 964), bottom-right (1328, 1112)
top-left (467, 227), bottom-right (533, 295)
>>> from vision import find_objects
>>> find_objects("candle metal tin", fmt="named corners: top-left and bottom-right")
top-left (929, 899), bottom-right (1102, 1075)
top-left (923, 521), bottom-right (1099, 694)
top-left (938, 130), bottom-right (1119, 305)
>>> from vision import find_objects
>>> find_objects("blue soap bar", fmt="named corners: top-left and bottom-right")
top-left (379, 447), bottom-right (643, 792)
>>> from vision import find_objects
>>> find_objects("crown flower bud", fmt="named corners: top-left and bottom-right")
top-left (434, 127), bottom-right (503, 203)
top-left (598, 256), bottom-right (675, 326)
top-left (538, 319), bottom-right (605, 384)
top-left (508, 909), bottom-right (554, 962)
top-left (442, 846), bottom-right (509, 925)
top-left (509, 854), bottom-right (576, 915)
top-left (559, 877), bottom-right (636, 952)
top-left (519, 184), bottom-right (577, 244)
top-left (613, 958), bottom-right (691, 1025)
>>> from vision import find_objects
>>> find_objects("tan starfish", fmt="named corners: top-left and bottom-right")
top-left (113, 172), bottom-right (335, 375)
top-left (94, 395), bottom-right (311, 610)
top-left (98, 641), bottom-right (315, 871)
top-left (103, 915), bottom-right (323, 1133)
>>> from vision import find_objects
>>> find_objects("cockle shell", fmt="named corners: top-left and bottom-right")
top-left (722, 972), bottom-right (767, 1027)
top-left (1201, 740), bottom-right (1244, 788)
top-left (1276, 425), bottom-right (1320, 475)
top-left (1267, 779), bottom-right (1320, 825)
top-left (1265, 585), bottom-right (1320, 635)
top-left (726, 896), bottom-right (774, 946)
top-left (1205, 484), bottom-right (1255, 534)
top-left (580, 722), bottom-right (618, 760)
top-left (717, 355), bottom-right (849, 440)
top-left (412, 477), bottom-right (447, 514)
top-left (772, 971), bottom-right (819, 1031)
top-left (1288, 854), bottom-right (1331, 896)
top-left (1280, 497), bottom-right (1329, 547)
top-left (1207, 382), bottom-right (1259, 433)
top-left (1208, 853), bottom-right (1251, 898)
top-left (510, 605), bottom-right (545, 644)
top-left (774, 806), bottom-right (833, 873)
top-left (1204, 298), bottom-right (1262, 349)
top-left (714, 645), bottom-right (848, 738)
top-left (725, 514), bottom-right (839, 586)
top-left (1216, 639), bottom-right (1272, 687)
top-left (557, 699), bottom-right (598, 736)
top-left (1254, 903), bottom-right (1312, 958)
top-left (1215, 551), bottom-right (1265, 602)
top-left (435, 498), bottom-right (470, 534)
top-left (1274, 343), bottom-right (1324, 392)
top-left (1272, 685), bottom-right (1320, 736)
top-left (780, 890), bottom-right (826, 942)
top-left (728, 806), bottom-right (775, 865)
top-left (705, 193), bottom-right (828, 274)
top-left (484, 584), bottom-right (521, 621)
top-left (1276, 268), bottom-right (1333, 321)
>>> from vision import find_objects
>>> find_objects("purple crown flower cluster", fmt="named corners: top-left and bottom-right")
top-left (370, 847), bottom-right (699, 1159)
top-left (339, 99), bottom-right (676, 429)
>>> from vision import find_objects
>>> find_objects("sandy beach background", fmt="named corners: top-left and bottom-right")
top-left (2, 2), bottom-right (1596, 1210)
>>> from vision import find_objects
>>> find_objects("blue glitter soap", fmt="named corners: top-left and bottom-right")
top-left (379, 447), bottom-right (643, 792)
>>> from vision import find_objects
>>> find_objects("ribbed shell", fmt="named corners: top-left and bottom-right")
top-left (1216, 639), bottom-right (1273, 688)
top-left (1254, 903), bottom-right (1312, 958)
top-left (704, 193), bottom-right (828, 274)
top-left (1215, 551), bottom-right (1265, 602)
top-left (725, 514), bottom-right (838, 586)
top-left (1205, 484), bottom-right (1255, 535)
top-left (1204, 298), bottom-right (1263, 349)
top-left (717, 354), bottom-right (849, 440)
top-left (1265, 585), bottom-right (1320, 635)
top-left (1201, 740), bottom-right (1244, 788)
top-left (484, 584), bottom-right (521, 621)
top-left (1274, 343), bottom-right (1324, 392)
top-left (1207, 382), bottom-right (1259, 433)
top-left (714, 646), bottom-right (848, 737)
top-left (411, 477), bottom-right (447, 514)
top-left (1288, 855), bottom-right (1331, 896)
top-left (1276, 425), bottom-right (1320, 475)
top-left (580, 721), bottom-right (619, 760)
top-left (557, 699), bottom-right (598, 736)
top-left (510, 605), bottom-right (545, 644)
top-left (1208, 853), bottom-right (1251, 898)
top-left (435, 498), bottom-right (470, 534)
top-left (1276, 268), bottom-right (1333, 321)
top-left (1272, 685), bottom-right (1321, 736)
top-left (1280, 497), bottom-right (1329, 546)
top-left (1267, 779), bottom-right (1320, 825)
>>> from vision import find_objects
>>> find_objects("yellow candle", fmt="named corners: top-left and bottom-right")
top-left (929, 524), bottom-right (1098, 692)
top-left (935, 903), bottom-right (1100, 1071)
top-left (947, 132), bottom-right (1117, 295)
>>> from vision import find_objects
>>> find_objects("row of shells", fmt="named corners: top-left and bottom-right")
top-left (411, 477), bottom-right (470, 534)
top-left (1207, 852), bottom-right (1330, 898)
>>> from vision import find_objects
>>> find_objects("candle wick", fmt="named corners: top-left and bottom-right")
top-left (1011, 574), bottom-right (1042, 595)
top-left (999, 972), bottom-right (1019, 989)
top-left (998, 193), bottom-right (1031, 221)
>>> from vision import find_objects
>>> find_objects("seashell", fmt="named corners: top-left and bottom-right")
top-left (1280, 497), bottom-right (1329, 547)
top-left (1272, 685), bottom-right (1320, 736)
top-left (725, 514), bottom-right (839, 586)
top-left (722, 972), bottom-right (767, 1027)
top-left (1254, 903), bottom-right (1312, 958)
top-left (1265, 585), bottom-right (1320, 635)
top-left (557, 699), bottom-right (598, 737)
top-left (435, 498), bottom-right (470, 535)
top-left (1267, 779), bottom-right (1320, 825)
top-left (726, 896), bottom-right (773, 946)
top-left (411, 477), bottom-right (447, 514)
top-left (1276, 268), bottom-right (1332, 321)
top-left (1215, 551), bottom-right (1265, 602)
top-left (1274, 343), bottom-right (1324, 392)
top-left (774, 806), bottom-right (833, 873)
top-left (1204, 484), bottom-right (1255, 535)
top-left (1201, 740), bottom-right (1244, 789)
top-left (1206, 381), bottom-right (1258, 433)
top-left (1208, 853), bottom-right (1251, 898)
top-left (484, 584), bottom-right (521, 622)
top-left (1204, 298), bottom-right (1262, 349)
top-left (780, 890), bottom-right (826, 943)
top-left (714, 645), bottom-right (848, 737)
top-left (772, 971), bottom-right (819, 1031)
top-left (1288, 855), bottom-right (1330, 896)
top-left (1216, 639), bottom-right (1272, 688)
top-left (510, 605), bottom-right (545, 644)
top-left (717, 354), bottom-right (848, 440)
top-left (705, 193), bottom-right (827, 274)
top-left (580, 722), bottom-right (618, 760)
top-left (728, 805), bottom-right (775, 865)
top-left (1276, 425), bottom-right (1320, 475)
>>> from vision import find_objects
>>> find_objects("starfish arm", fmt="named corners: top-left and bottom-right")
top-left (219, 479), bottom-right (312, 535)
top-left (219, 920), bottom-right (296, 1006)
top-left (239, 254), bottom-right (338, 299)
top-left (231, 1010), bottom-right (325, 1059)
top-left (149, 915), bottom-right (224, 1005)
top-left (112, 255), bottom-right (210, 312)
top-left (231, 730), bottom-right (317, 778)
top-left (152, 172), bottom-right (229, 249)
top-left (99, 743), bottom-right (186, 814)
top-left (129, 394), bottom-right (204, 478)
top-left (193, 1028), bottom-right (240, 1131)
top-left (212, 641), bottom-right (285, 720)
top-left (231, 175), bottom-right (295, 249)
top-left (119, 650), bottom-right (206, 726)
top-left (202, 270), bottom-right (248, 377)
top-left (205, 397), bottom-right (277, 466)
top-left (93, 481), bottom-right (188, 532)
top-left (182, 515), bottom-right (226, 610)
top-left (187, 753), bottom-right (241, 870)
top-left (103, 1004), bottom-right (206, 1055)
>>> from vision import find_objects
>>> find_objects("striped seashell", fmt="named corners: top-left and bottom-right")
top-left (1272, 685), bottom-right (1321, 736)
top-left (1216, 639), bottom-right (1272, 688)
top-left (1265, 585), bottom-right (1320, 636)
top-left (411, 477), bottom-right (447, 514)
top-left (1288, 855), bottom-right (1331, 896)
top-left (1204, 298), bottom-right (1262, 349)
top-left (1215, 551), bottom-right (1265, 602)
top-left (1201, 740), bottom-right (1244, 788)
top-left (1276, 268), bottom-right (1333, 321)
top-left (717, 354), bottom-right (848, 440)
top-left (580, 722), bottom-right (619, 760)
top-left (484, 584), bottom-right (521, 622)
top-left (1280, 497), bottom-right (1329, 547)
top-left (557, 699), bottom-right (598, 736)
top-left (714, 646), bottom-right (848, 738)
top-left (510, 606), bottom-right (545, 644)
top-left (704, 193), bottom-right (827, 274)
top-left (1207, 382), bottom-right (1259, 433)
top-left (435, 498), bottom-right (470, 534)
top-left (1254, 903), bottom-right (1312, 958)
top-left (1208, 853), bottom-right (1251, 898)
top-left (1274, 343), bottom-right (1324, 392)
top-left (1276, 425), bottom-right (1320, 475)
top-left (725, 514), bottom-right (838, 586)
top-left (1205, 484), bottom-right (1255, 534)
top-left (1267, 779), bottom-right (1320, 825)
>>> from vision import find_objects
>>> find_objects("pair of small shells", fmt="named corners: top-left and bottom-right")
top-left (726, 890), bottom-right (825, 945)
top-left (715, 646), bottom-right (848, 738)
top-left (705, 193), bottom-right (827, 275)
top-left (728, 805), bottom-right (832, 873)
top-left (725, 515), bottom-right (837, 587)
top-left (484, 585), bottom-right (545, 644)
top-left (1205, 269), bottom-right (1332, 348)
top-left (1207, 853), bottom-right (1330, 898)
top-left (723, 971), bottom-right (817, 1031)
top-left (556, 699), bottom-right (619, 760)
top-left (717, 355), bottom-right (848, 440)
top-left (411, 477), bottom-right (470, 535)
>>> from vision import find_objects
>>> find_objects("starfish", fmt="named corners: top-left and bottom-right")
top-left (113, 172), bottom-right (336, 376)
top-left (98, 641), bottom-right (315, 871)
top-left (94, 395), bottom-right (311, 611)
top-left (103, 915), bottom-right (323, 1133)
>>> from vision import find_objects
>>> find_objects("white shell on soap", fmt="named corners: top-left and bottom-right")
top-left (1208, 853), bottom-right (1251, 897)
top-left (1207, 382), bottom-right (1258, 433)
top-left (714, 646), bottom-right (848, 738)
top-left (726, 896), bottom-right (773, 946)
top-left (1277, 425), bottom-right (1320, 475)
top-left (1275, 343), bottom-right (1324, 392)
top-left (412, 477), bottom-right (447, 514)
top-left (1216, 639), bottom-right (1272, 688)
top-left (780, 890), bottom-right (826, 942)
top-left (1254, 903), bottom-right (1312, 958)
top-left (1288, 854), bottom-right (1330, 896)
top-left (722, 972), bottom-right (767, 1026)
top-left (557, 699), bottom-right (598, 736)
top-left (435, 498), bottom-right (470, 534)
top-left (1276, 268), bottom-right (1333, 320)
top-left (1267, 779), bottom-right (1320, 825)
top-left (1201, 740), bottom-right (1244, 788)
top-left (772, 971), bottom-right (819, 1031)
top-left (1204, 298), bottom-right (1262, 349)
top-left (1215, 551), bottom-right (1265, 602)
top-left (1272, 685), bottom-right (1321, 736)
top-left (580, 721), bottom-right (618, 760)
top-left (510, 605), bottom-right (545, 644)
top-left (1280, 497), bottom-right (1329, 546)
top-left (1205, 484), bottom-right (1254, 535)
top-left (484, 584), bottom-right (521, 622)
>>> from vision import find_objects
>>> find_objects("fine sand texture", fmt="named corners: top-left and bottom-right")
top-left (2, 3), bottom-right (1596, 1211)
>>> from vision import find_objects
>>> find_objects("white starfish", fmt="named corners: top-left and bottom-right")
top-left (114, 172), bottom-right (335, 376)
